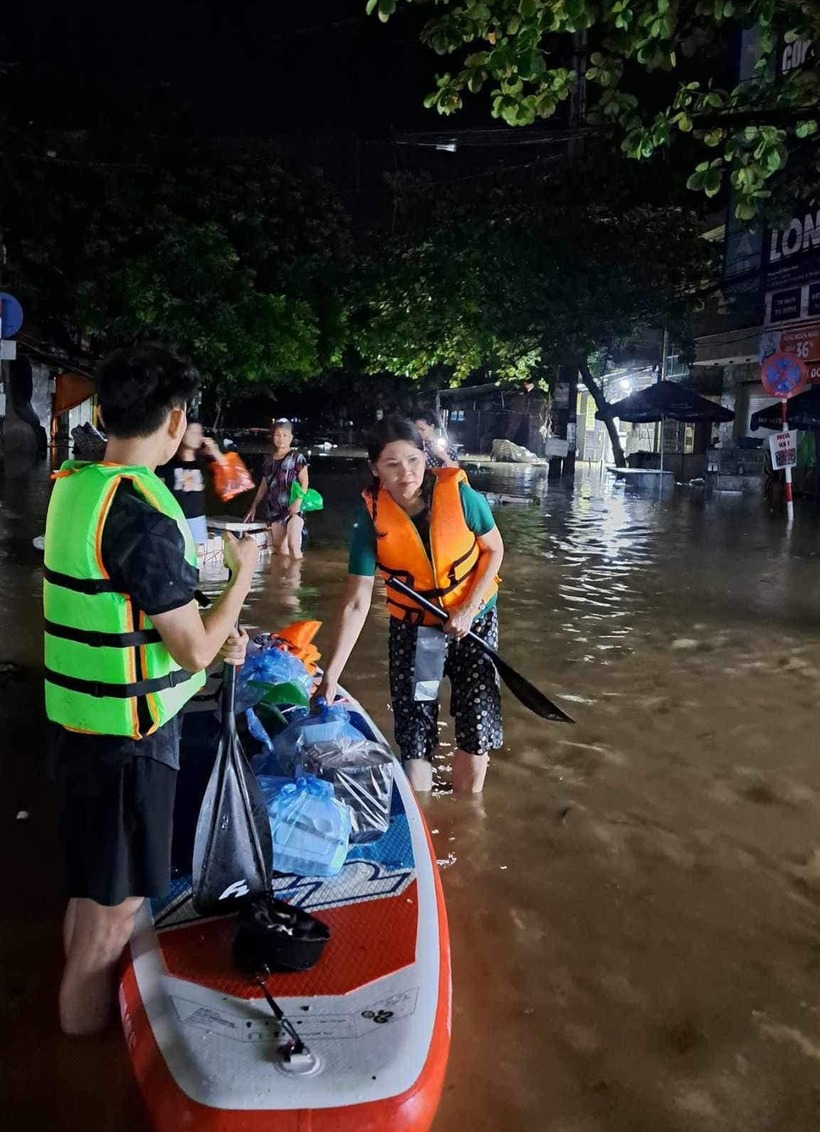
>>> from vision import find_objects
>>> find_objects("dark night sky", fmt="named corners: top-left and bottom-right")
top-left (4, 0), bottom-right (446, 136)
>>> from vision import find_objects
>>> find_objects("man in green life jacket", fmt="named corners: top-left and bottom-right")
top-left (44, 346), bottom-right (259, 1036)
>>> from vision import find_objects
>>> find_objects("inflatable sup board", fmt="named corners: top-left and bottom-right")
top-left (118, 692), bottom-right (451, 1131)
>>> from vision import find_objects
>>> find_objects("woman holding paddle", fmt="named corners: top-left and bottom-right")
top-left (316, 417), bottom-right (504, 794)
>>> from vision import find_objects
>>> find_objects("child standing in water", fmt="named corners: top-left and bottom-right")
top-left (244, 418), bottom-right (309, 558)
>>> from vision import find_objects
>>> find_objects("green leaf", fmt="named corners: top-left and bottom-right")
top-left (686, 169), bottom-right (706, 191)
top-left (735, 199), bottom-right (758, 221)
top-left (796, 119), bottom-right (818, 138)
top-left (535, 93), bottom-right (557, 117)
top-left (703, 167), bottom-right (723, 196)
top-left (518, 48), bottom-right (546, 80)
top-left (366, 0), bottom-right (378, 14)
top-left (519, 0), bottom-right (537, 15)
top-left (377, 0), bottom-right (396, 22)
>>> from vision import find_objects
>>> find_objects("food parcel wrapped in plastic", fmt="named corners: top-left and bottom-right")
top-left (301, 738), bottom-right (394, 844)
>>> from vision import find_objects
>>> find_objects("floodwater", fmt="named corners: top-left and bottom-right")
top-left (4, 454), bottom-right (820, 1131)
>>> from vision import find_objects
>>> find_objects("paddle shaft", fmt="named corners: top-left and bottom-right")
top-left (222, 655), bottom-right (237, 735)
top-left (385, 577), bottom-right (573, 724)
top-left (192, 605), bottom-right (273, 914)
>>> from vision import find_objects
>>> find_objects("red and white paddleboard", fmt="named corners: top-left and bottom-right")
top-left (118, 693), bottom-right (451, 1131)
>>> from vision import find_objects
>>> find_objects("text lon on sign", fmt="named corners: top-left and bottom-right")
top-left (761, 352), bottom-right (807, 398)
top-left (769, 430), bottom-right (797, 470)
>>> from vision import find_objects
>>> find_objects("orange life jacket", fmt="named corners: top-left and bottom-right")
top-left (271, 620), bottom-right (322, 675)
top-left (362, 467), bottom-right (498, 626)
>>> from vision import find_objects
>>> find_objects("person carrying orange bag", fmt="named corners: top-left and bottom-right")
top-left (211, 450), bottom-right (255, 503)
top-left (158, 425), bottom-right (255, 548)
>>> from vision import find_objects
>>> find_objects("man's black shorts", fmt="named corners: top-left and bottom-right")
top-left (49, 721), bottom-right (180, 907)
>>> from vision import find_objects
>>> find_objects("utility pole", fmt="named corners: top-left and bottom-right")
top-left (548, 31), bottom-right (586, 479)
top-left (654, 327), bottom-right (668, 461)
top-left (568, 31), bottom-right (588, 163)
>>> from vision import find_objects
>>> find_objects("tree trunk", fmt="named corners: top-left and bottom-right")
top-left (578, 359), bottom-right (626, 468)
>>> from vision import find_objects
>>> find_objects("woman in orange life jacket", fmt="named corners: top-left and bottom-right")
top-left (316, 417), bottom-right (504, 794)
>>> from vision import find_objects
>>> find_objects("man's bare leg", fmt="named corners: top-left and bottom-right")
top-left (59, 896), bottom-right (144, 1035)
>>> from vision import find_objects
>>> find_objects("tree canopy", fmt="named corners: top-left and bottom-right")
top-left (371, 0), bottom-right (819, 220)
top-left (354, 157), bottom-right (714, 380)
top-left (0, 120), bottom-right (349, 401)
top-left (353, 156), bottom-right (715, 461)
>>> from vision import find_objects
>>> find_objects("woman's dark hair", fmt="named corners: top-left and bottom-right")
top-left (96, 346), bottom-right (200, 439)
top-left (366, 416), bottom-right (424, 463)
top-left (365, 416), bottom-right (425, 502)
top-left (413, 407), bottom-right (442, 430)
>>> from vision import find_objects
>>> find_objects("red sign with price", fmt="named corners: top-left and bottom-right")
top-left (779, 323), bottom-right (820, 363)
top-left (760, 320), bottom-right (820, 384)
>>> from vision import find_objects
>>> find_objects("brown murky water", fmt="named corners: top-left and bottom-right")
top-left (3, 454), bottom-right (820, 1131)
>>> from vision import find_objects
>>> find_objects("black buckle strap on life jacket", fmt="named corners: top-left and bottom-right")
top-left (44, 619), bottom-right (163, 649)
top-left (443, 538), bottom-right (479, 594)
top-left (384, 596), bottom-right (426, 626)
top-left (377, 564), bottom-right (448, 602)
top-left (43, 566), bottom-right (120, 594)
top-left (44, 666), bottom-right (196, 699)
top-left (377, 535), bottom-right (479, 604)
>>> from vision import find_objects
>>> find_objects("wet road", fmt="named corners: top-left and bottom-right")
top-left (3, 455), bottom-right (820, 1131)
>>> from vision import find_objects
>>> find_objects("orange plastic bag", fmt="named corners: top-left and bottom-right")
top-left (211, 451), bottom-right (255, 502)
top-left (271, 620), bottom-right (322, 676)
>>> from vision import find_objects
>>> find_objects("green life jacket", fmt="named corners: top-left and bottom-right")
top-left (43, 461), bottom-right (206, 738)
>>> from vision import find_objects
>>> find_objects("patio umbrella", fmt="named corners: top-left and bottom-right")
top-left (750, 385), bottom-right (820, 432)
top-left (596, 380), bottom-right (734, 473)
top-left (595, 381), bottom-right (735, 424)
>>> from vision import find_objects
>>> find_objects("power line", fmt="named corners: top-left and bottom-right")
top-left (263, 15), bottom-right (362, 42)
top-left (394, 126), bottom-right (597, 148)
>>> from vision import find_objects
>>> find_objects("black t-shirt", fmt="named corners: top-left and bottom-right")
top-left (156, 456), bottom-right (207, 520)
top-left (49, 480), bottom-right (199, 769)
top-left (101, 480), bottom-right (199, 615)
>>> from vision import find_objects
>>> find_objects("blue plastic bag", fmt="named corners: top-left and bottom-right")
top-left (256, 774), bottom-right (292, 809)
top-left (268, 775), bottom-right (351, 878)
top-left (273, 699), bottom-right (363, 776)
top-left (246, 707), bottom-right (274, 753)
top-left (300, 698), bottom-right (363, 746)
top-left (235, 648), bottom-right (313, 714)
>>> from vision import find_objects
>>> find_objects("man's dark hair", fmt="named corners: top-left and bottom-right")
top-left (96, 346), bottom-right (200, 439)
top-left (413, 407), bottom-right (442, 430)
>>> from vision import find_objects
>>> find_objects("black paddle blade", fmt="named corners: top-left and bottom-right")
top-left (485, 646), bottom-right (574, 723)
top-left (192, 678), bottom-right (273, 915)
